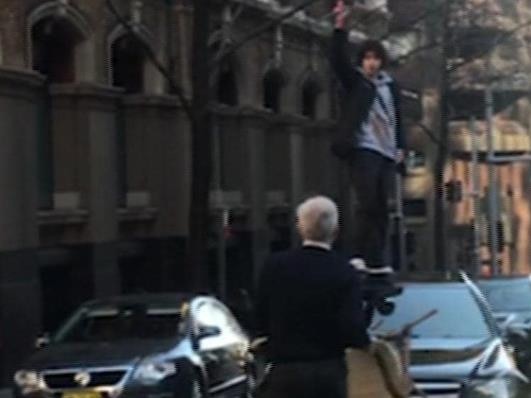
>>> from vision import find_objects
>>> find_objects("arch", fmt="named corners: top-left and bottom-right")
top-left (107, 24), bottom-right (156, 92)
top-left (27, 1), bottom-right (92, 71)
top-left (210, 40), bottom-right (242, 107)
top-left (107, 23), bottom-right (156, 56)
top-left (262, 63), bottom-right (288, 113)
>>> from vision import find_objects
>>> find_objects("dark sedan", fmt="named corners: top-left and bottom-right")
top-left (13, 294), bottom-right (255, 398)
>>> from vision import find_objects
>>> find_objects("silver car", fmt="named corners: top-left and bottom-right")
top-left (372, 281), bottom-right (528, 398)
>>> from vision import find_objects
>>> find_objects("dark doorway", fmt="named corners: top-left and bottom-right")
top-left (119, 255), bottom-right (156, 294)
top-left (40, 265), bottom-right (75, 332)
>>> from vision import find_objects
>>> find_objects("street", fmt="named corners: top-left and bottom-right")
top-left (3, 0), bottom-right (531, 397)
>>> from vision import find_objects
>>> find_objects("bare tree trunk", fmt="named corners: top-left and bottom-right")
top-left (433, 0), bottom-right (451, 271)
top-left (187, 0), bottom-right (212, 291)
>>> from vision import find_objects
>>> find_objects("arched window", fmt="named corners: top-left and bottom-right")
top-left (111, 34), bottom-right (146, 94)
top-left (217, 62), bottom-right (238, 106)
top-left (301, 78), bottom-right (321, 119)
top-left (32, 18), bottom-right (84, 83)
top-left (263, 69), bottom-right (284, 113)
top-left (31, 14), bottom-right (88, 209)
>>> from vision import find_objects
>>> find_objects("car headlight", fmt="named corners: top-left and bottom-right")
top-left (14, 370), bottom-right (42, 394)
top-left (461, 378), bottom-right (516, 398)
top-left (134, 357), bottom-right (177, 386)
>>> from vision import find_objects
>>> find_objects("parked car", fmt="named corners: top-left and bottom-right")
top-left (13, 293), bottom-right (255, 398)
top-left (372, 281), bottom-right (528, 397)
top-left (478, 276), bottom-right (531, 328)
top-left (478, 276), bottom-right (531, 376)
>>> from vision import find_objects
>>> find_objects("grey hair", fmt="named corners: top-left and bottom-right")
top-left (296, 196), bottom-right (339, 243)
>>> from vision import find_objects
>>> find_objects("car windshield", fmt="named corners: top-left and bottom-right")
top-left (54, 305), bottom-right (183, 343)
top-left (479, 279), bottom-right (531, 313)
top-left (372, 285), bottom-right (491, 339)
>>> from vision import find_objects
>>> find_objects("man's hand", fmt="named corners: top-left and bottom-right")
top-left (333, 0), bottom-right (350, 29)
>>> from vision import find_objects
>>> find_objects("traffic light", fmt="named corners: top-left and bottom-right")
top-left (445, 180), bottom-right (463, 203)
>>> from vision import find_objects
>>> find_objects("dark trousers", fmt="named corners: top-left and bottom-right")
top-left (258, 359), bottom-right (347, 398)
top-left (350, 149), bottom-right (395, 269)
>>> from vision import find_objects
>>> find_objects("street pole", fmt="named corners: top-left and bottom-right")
top-left (394, 173), bottom-right (407, 274)
top-left (212, 115), bottom-right (227, 301)
top-left (469, 117), bottom-right (482, 277)
top-left (485, 85), bottom-right (500, 275)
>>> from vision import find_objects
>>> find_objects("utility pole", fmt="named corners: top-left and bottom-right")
top-left (469, 117), bottom-right (482, 277)
top-left (212, 115), bottom-right (227, 301)
top-left (484, 85), bottom-right (500, 275)
top-left (433, 0), bottom-right (451, 271)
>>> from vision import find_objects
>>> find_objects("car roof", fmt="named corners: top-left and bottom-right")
top-left (83, 293), bottom-right (200, 309)
top-left (401, 281), bottom-right (468, 289)
top-left (477, 275), bottom-right (531, 285)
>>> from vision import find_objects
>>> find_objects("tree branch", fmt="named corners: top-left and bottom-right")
top-left (106, 0), bottom-right (193, 120)
top-left (379, 2), bottom-right (446, 41)
top-left (212, 0), bottom-right (322, 68)
top-left (394, 40), bottom-right (442, 64)
top-left (450, 18), bottom-right (531, 73)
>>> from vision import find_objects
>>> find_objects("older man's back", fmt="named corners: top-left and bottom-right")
top-left (257, 246), bottom-right (369, 364)
top-left (256, 249), bottom-right (369, 398)
top-left (255, 196), bottom-right (370, 398)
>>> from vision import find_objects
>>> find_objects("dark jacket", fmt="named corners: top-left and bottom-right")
top-left (256, 246), bottom-right (370, 363)
top-left (330, 29), bottom-right (405, 159)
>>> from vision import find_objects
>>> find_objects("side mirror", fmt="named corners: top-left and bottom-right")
top-left (35, 333), bottom-right (51, 349)
top-left (502, 324), bottom-right (529, 351)
top-left (198, 326), bottom-right (221, 340)
top-left (505, 324), bottom-right (529, 340)
top-left (250, 337), bottom-right (269, 353)
top-left (495, 313), bottom-right (517, 331)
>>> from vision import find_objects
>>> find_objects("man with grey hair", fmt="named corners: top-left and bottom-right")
top-left (296, 195), bottom-right (339, 247)
top-left (256, 196), bottom-right (369, 398)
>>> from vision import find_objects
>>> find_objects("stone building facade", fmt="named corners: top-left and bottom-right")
top-left (0, 0), bottom-right (404, 385)
top-left (6, 0), bottom-right (530, 386)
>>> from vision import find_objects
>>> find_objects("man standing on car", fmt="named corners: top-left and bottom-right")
top-left (256, 196), bottom-right (370, 398)
top-left (330, 0), bottom-right (406, 285)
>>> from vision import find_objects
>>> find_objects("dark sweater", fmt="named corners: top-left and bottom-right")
top-left (330, 28), bottom-right (405, 158)
top-left (256, 246), bottom-right (370, 363)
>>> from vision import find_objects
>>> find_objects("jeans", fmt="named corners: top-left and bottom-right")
top-left (257, 359), bottom-right (347, 398)
top-left (350, 149), bottom-right (395, 269)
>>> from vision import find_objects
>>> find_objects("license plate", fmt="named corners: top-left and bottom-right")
top-left (62, 391), bottom-right (102, 398)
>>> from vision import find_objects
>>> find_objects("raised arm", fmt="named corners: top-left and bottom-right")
top-left (330, 0), bottom-right (359, 91)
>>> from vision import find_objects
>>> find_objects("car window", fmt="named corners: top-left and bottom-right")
top-left (480, 280), bottom-right (531, 313)
top-left (54, 305), bottom-right (182, 343)
top-left (372, 285), bottom-right (492, 339)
